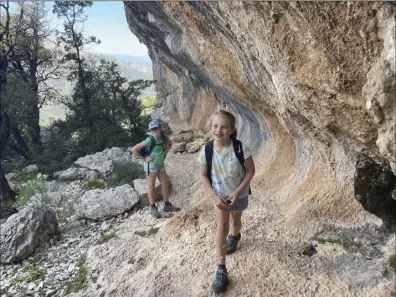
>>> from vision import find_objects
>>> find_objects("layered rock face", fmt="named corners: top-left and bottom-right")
top-left (125, 2), bottom-right (395, 224)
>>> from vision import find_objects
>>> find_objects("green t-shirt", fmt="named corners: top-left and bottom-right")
top-left (143, 136), bottom-right (165, 167)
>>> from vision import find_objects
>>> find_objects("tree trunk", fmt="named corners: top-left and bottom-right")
top-left (75, 46), bottom-right (93, 131)
top-left (0, 168), bottom-right (16, 204)
top-left (10, 124), bottom-right (31, 160)
top-left (28, 44), bottom-right (43, 153)
top-left (0, 112), bottom-right (16, 205)
top-left (27, 102), bottom-right (42, 153)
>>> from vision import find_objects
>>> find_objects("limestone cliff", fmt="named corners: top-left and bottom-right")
top-left (124, 2), bottom-right (396, 224)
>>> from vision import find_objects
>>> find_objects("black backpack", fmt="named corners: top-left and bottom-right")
top-left (138, 135), bottom-right (165, 158)
top-left (204, 138), bottom-right (252, 194)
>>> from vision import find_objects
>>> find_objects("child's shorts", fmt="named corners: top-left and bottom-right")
top-left (231, 196), bottom-right (249, 212)
top-left (144, 162), bottom-right (165, 174)
top-left (214, 196), bottom-right (249, 212)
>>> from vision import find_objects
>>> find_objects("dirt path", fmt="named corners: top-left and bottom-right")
top-left (71, 152), bottom-right (395, 297)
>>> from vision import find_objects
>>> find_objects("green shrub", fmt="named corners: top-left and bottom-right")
top-left (97, 232), bottom-right (117, 245)
top-left (24, 265), bottom-right (46, 282)
top-left (389, 254), bottom-right (396, 271)
top-left (315, 237), bottom-right (362, 248)
top-left (84, 181), bottom-right (105, 191)
top-left (12, 178), bottom-right (48, 210)
top-left (66, 256), bottom-right (88, 293)
top-left (55, 197), bottom-right (76, 225)
top-left (134, 227), bottom-right (159, 237)
top-left (142, 96), bottom-right (157, 109)
top-left (107, 160), bottom-right (144, 188)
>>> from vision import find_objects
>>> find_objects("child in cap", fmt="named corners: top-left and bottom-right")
top-left (131, 120), bottom-right (180, 218)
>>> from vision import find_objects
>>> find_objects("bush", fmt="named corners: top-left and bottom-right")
top-left (11, 175), bottom-right (76, 224)
top-left (84, 181), bottom-right (105, 191)
top-left (134, 227), bottom-right (159, 237)
top-left (390, 254), bottom-right (396, 271)
top-left (107, 160), bottom-right (144, 188)
top-left (12, 178), bottom-right (48, 210)
top-left (24, 265), bottom-right (46, 282)
top-left (65, 256), bottom-right (88, 294)
top-left (142, 96), bottom-right (157, 109)
top-left (97, 232), bottom-right (117, 245)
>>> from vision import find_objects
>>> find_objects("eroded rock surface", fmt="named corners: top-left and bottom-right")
top-left (125, 2), bottom-right (396, 223)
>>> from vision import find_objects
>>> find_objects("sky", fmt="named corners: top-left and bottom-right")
top-left (46, 1), bottom-right (148, 56)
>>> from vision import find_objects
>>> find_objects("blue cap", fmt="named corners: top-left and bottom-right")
top-left (148, 119), bottom-right (160, 130)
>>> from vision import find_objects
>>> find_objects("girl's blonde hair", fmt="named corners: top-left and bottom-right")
top-left (212, 110), bottom-right (237, 139)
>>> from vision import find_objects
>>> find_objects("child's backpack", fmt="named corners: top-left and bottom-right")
top-left (204, 138), bottom-right (252, 194)
top-left (138, 135), bottom-right (163, 158)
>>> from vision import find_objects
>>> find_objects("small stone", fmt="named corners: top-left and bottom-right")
top-left (46, 290), bottom-right (56, 297)
top-left (153, 222), bottom-right (165, 229)
top-left (301, 244), bottom-right (317, 257)
top-left (28, 283), bottom-right (36, 290)
top-left (101, 221), bottom-right (110, 232)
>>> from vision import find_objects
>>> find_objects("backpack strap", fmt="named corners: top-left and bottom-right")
top-left (232, 138), bottom-right (252, 195)
top-left (147, 135), bottom-right (156, 155)
top-left (204, 140), bottom-right (214, 187)
top-left (232, 138), bottom-right (246, 171)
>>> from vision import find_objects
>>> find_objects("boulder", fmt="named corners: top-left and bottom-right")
top-left (172, 142), bottom-right (186, 153)
top-left (74, 147), bottom-right (131, 176)
top-left (53, 168), bottom-right (99, 182)
top-left (0, 206), bottom-right (59, 264)
top-left (76, 185), bottom-right (139, 220)
top-left (133, 178), bottom-right (162, 205)
top-left (22, 164), bottom-right (38, 174)
top-left (186, 142), bottom-right (201, 153)
top-left (53, 168), bottom-right (79, 181)
top-left (170, 131), bottom-right (194, 143)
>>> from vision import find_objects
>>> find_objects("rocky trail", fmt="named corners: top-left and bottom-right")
top-left (2, 2), bottom-right (396, 297)
top-left (1, 151), bottom-right (395, 297)
top-left (67, 152), bottom-right (395, 297)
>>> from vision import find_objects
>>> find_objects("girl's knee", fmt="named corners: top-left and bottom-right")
top-left (216, 222), bottom-right (229, 234)
top-left (147, 176), bottom-right (156, 187)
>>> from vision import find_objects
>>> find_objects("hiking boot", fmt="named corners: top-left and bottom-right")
top-left (226, 233), bottom-right (241, 255)
top-left (211, 269), bottom-right (229, 293)
top-left (150, 205), bottom-right (161, 218)
top-left (163, 202), bottom-right (181, 212)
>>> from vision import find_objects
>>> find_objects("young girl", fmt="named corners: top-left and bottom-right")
top-left (198, 110), bottom-right (255, 293)
top-left (131, 119), bottom-right (180, 218)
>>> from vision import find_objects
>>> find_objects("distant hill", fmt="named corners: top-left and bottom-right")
top-left (90, 52), bottom-right (153, 81)
top-left (40, 48), bottom-right (155, 125)
top-left (110, 54), bottom-right (152, 67)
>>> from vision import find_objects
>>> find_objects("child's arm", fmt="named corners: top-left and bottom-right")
top-left (229, 156), bottom-right (255, 205)
top-left (199, 164), bottom-right (230, 210)
top-left (130, 142), bottom-right (153, 162)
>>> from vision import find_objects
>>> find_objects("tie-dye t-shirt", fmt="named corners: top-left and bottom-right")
top-left (198, 141), bottom-right (252, 200)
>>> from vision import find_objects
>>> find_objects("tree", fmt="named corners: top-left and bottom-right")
top-left (1, 1), bottom-right (62, 154)
top-left (59, 57), bottom-right (152, 152)
top-left (0, 1), bottom-right (26, 205)
top-left (53, 1), bottom-right (100, 131)
top-left (93, 59), bottom-right (152, 127)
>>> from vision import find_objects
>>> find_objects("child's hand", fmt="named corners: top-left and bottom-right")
top-left (213, 195), bottom-right (231, 210)
top-left (144, 156), bottom-right (154, 162)
top-left (228, 190), bottom-right (240, 207)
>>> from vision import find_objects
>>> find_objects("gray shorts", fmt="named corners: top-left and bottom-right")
top-left (144, 162), bottom-right (165, 174)
top-left (214, 196), bottom-right (249, 212)
top-left (231, 196), bottom-right (249, 212)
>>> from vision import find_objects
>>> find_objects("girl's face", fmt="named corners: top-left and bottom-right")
top-left (212, 115), bottom-right (233, 141)
top-left (151, 126), bottom-right (162, 137)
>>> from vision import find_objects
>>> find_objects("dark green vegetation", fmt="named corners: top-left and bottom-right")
top-left (0, 1), bottom-right (152, 216)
